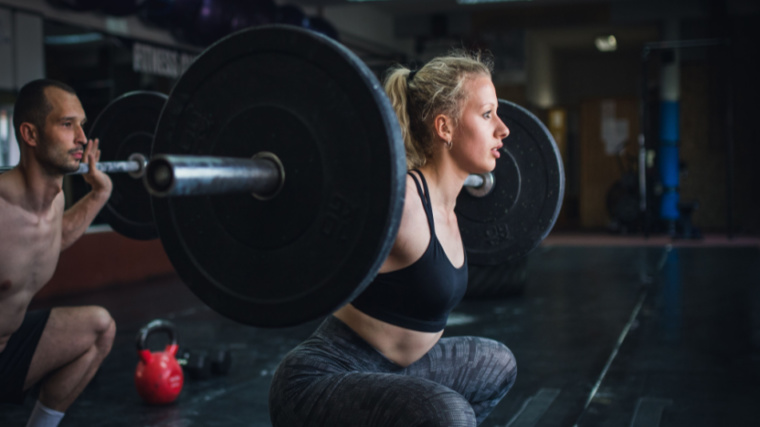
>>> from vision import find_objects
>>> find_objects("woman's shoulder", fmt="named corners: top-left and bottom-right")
top-left (402, 173), bottom-right (427, 222)
top-left (400, 175), bottom-right (431, 239)
top-left (380, 174), bottom-right (430, 271)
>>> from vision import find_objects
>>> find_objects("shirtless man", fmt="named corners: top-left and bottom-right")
top-left (1, 79), bottom-right (116, 427)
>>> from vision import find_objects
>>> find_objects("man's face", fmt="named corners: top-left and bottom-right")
top-left (36, 87), bottom-right (87, 175)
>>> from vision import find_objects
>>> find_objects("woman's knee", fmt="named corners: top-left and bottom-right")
top-left (418, 390), bottom-right (477, 427)
top-left (498, 342), bottom-right (518, 387)
top-left (487, 342), bottom-right (518, 419)
top-left (484, 338), bottom-right (517, 385)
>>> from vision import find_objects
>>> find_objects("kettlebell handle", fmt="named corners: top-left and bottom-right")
top-left (136, 319), bottom-right (178, 357)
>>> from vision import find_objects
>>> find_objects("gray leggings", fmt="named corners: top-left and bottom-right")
top-left (269, 316), bottom-right (517, 427)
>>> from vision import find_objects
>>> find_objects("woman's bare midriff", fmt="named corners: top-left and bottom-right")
top-left (333, 304), bottom-right (443, 368)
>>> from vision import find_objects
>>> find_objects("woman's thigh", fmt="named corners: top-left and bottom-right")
top-left (403, 336), bottom-right (517, 423)
top-left (269, 317), bottom-right (477, 427)
top-left (270, 369), bottom-right (477, 427)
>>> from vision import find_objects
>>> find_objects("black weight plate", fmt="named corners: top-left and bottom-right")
top-left (151, 25), bottom-right (405, 327)
top-left (90, 91), bottom-right (165, 240)
top-left (456, 99), bottom-right (565, 265)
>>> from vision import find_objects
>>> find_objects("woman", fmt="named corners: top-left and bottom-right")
top-left (269, 51), bottom-right (517, 427)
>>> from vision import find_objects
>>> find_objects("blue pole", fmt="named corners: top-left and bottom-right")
top-left (658, 21), bottom-right (681, 233)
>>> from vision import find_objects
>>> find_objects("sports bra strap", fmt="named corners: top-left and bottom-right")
top-left (408, 169), bottom-right (435, 234)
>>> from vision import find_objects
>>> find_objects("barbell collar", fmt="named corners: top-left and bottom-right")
top-left (463, 174), bottom-right (484, 188)
top-left (127, 153), bottom-right (148, 179)
top-left (144, 154), bottom-right (283, 198)
top-left (464, 172), bottom-right (495, 197)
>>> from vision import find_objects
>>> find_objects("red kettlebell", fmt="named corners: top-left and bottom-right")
top-left (134, 319), bottom-right (184, 405)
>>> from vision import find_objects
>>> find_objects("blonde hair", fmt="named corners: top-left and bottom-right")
top-left (383, 51), bottom-right (493, 169)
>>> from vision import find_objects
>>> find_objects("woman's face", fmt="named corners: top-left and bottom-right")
top-left (451, 75), bottom-right (509, 174)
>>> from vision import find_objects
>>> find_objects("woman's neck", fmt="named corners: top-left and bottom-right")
top-left (417, 160), bottom-right (467, 213)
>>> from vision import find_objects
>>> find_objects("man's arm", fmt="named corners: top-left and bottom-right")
top-left (61, 139), bottom-right (112, 250)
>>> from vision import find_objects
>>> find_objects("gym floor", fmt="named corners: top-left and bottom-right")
top-left (2, 233), bottom-right (759, 427)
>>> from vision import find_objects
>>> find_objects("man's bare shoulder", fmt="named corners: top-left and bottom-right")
top-left (0, 169), bottom-right (23, 209)
top-left (0, 169), bottom-right (65, 217)
top-left (0, 168), bottom-right (65, 301)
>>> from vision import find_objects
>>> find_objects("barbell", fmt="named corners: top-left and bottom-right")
top-left (2, 25), bottom-right (564, 327)
top-left (1, 155), bottom-right (487, 191)
top-left (142, 154), bottom-right (490, 199)
top-left (146, 25), bottom-right (564, 327)
top-left (0, 90), bottom-right (491, 240)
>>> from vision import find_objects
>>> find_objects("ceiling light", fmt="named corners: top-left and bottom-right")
top-left (595, 35), bottom-right (617, 52)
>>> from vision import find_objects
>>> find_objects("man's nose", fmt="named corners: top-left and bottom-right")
top-left (75, 125), bottom-right (87, 145)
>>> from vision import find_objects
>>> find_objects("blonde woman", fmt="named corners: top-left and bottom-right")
top-left (270, 52), bottom-right (516, 427)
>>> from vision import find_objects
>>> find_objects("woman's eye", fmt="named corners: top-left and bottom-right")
top-left (483, 111), bottom-right (492, 119)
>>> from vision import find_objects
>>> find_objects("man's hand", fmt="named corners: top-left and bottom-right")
top-left (81, 138), bottom-right (113, 200)
top-left (60, 138), bottom-right (113, 249)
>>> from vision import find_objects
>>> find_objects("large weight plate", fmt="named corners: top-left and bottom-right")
top-left (90, 91), bottom-right (165, 240)
top-left (151, 25), bottom-right (405, 327)
top-left (456, 99), bottom-right (565, 265)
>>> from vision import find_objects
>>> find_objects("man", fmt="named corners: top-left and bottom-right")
top-left (0, 79), bottom-right (116, 427)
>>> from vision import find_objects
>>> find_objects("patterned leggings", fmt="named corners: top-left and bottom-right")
top-left (269, 316), bottom-right (517, 427)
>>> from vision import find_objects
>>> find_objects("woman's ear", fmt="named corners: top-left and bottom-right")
top-left (433, 113), bottom-right (454, 143)
top-left (18, 122), bottom-right (40, 147)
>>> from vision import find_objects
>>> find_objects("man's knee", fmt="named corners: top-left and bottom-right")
top-left (81, 306), bottom-right (115, 354)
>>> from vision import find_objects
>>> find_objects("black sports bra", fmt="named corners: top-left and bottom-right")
top-left (350, 170), bottom-right (468, 332)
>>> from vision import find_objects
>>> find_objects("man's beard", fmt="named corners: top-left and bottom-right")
top-left (37, 136), bottom-right (81, 176)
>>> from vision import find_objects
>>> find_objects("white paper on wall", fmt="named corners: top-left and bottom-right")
top-left (600, 100), bottom-right (629, 155)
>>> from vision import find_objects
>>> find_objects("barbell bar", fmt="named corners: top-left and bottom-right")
top-left (0, 153), bottom-right (148, 177)
top-left (1, 151), bottom-right (491, 198)
top-left (144, 153), bottom-right (284, 198)
top-left (144, 153), bottom-right (493, 199)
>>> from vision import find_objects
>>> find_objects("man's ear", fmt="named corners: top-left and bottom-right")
top-left (18, 123), bottom-right (40, 147)
top-left (433, 113), bottom-right (454, 142)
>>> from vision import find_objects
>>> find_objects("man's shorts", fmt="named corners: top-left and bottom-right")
top-left (0, 309), bottom-right (51, 404)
